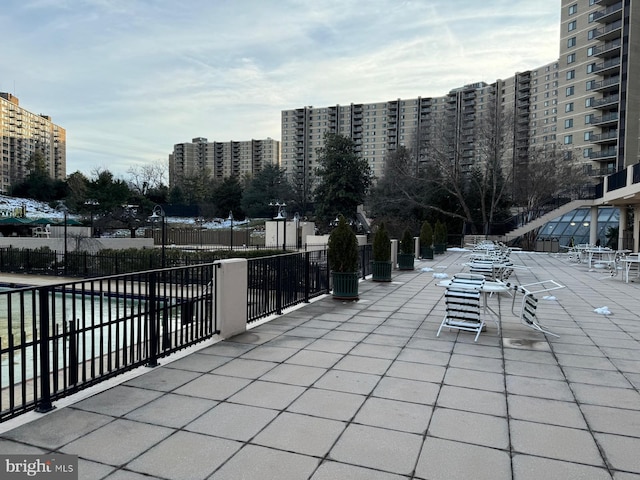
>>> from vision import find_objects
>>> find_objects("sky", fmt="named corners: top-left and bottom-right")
top-left (1, 0), bottom-right (561, 181)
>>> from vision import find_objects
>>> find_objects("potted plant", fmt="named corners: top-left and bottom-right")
top-left (328, 215), bottom-right (360, 300)
top-left (371, 222), bottom-right (392, 282)
top-left (434, 220), bottom-right (447, 254)
top-left (397, 229), bottom-right (415, 270)
top-left (419, 221), bottom-right (434, 260)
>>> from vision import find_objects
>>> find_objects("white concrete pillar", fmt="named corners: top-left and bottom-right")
top-left (590, 206), bottom-right (599, 246)
top-left (216, 258), bottom-right (248, 339)
top-left (619, 207), bottom-right (627, 251)
top-left (634, 206), bottom-right (640, 253)
top-left (414, 236), bottom-right (420, 258)
top-left (391, 239), bottom-right (398, 269)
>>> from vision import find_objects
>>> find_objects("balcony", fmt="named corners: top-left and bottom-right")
top-left (590, 148), bottom-right (617, 161)
top-left (593, 57), bottom-right (621, 75)
top-left (592, 38), bottom-right (622, 58)
top-left (592, 76), bottom-right (620, 93)
top-left (592, 112), bottom-right (619, 126)
top-left (593, 1), bottom-right (623, 23)
top-left (594, 19), bottom-right (622, 41)
top-left (593, 94), bottom-right (620, 109)
top-left (589, 130), bottom-right (618, 144)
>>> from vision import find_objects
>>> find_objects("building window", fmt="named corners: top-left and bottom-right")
top-left (567, 37), bottom-right (577, 48)
top-left (584, 131), bottom-right (593, 141)
top-left (565, 119), bottom-right (574, 128)
top-left (585, 114), bottom-right (594, 124)
top-left (566, 70), bottom-right (575, 80)
top-left (568, 3), bottom-right (577, 15)
top-left (588, 12), bottom-right (596, 22)
top-left (585, 97), bottom-right (594, 107)
top-left (583, 148), bottom-right (592, 158)
top-left (587, 46), bottom-right (595, 56)
top-left (567, 53), bottom-right (576, 64)
top-left (587, 63), bottom-right (596, 74)
top-left (586, 80), bottom-right (596, 90)
top-left (566, 86), bottom-right (575, 96)
top-left (564, 135), bottom-right (573, 144)
top-left (565, 102), bottom-right (574, 112)
top-left (588, 29), bottom-right (597, 40)
top-left (568, 20), bottom-right (577, 31)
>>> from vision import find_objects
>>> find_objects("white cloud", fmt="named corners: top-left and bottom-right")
top-left (1, 0), bottom-right (560, 180)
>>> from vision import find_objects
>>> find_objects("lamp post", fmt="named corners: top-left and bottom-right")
top-left (84, 199), bottom-right (99, 237)
top-left (56, 203), bottom-right (68, 276)
top-left (195, 216), bottom-right (205, 249)
top-left (228, 210), bottom-right (234, 251)
top-left (269, 201), bottom-right (286, 250)
top-left (294, 212), bottom-right (301, 249)
top-left (149, 205), bottom-right (166, 268)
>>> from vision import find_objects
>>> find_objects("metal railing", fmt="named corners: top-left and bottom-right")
top-left (0, 263), bottom-right (219, 422)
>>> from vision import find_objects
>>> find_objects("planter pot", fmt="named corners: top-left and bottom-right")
top-left (397, 253), bottom-right (415, 270)
top-left (371, 260), bottom-right (392, 282)
top-left (420, 246), bottom-right (434, 260)
top-left (331, 271), bottom-right (359, 300)
top-left (434, 243), bottom-right (446, 254)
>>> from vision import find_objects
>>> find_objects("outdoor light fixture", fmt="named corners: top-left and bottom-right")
top-left (228, 210), bottom-right (234, 251)
top-left (149, 205), bottom-right (166, 268)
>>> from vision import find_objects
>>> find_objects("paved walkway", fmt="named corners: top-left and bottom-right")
top-left (1, 250), bottom-right (639, 479)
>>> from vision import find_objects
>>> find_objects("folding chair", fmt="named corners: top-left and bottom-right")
top-left (507, 281), bottom-right (564, 338)
top-left (451, 273), bottom-right (486, 288)
top-left (437, 285), bottom-right (484, 342)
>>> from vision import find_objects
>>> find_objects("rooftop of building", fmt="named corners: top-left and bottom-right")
top-left (0, 249), bottom-right (639, 479)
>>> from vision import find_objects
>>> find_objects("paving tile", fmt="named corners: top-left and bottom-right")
top-left (284, 349), bottom-right (342, 368)
top-left (0, 438), bottom-right (47, 454)
top-left (126, 430), bottom-right (241, 479)
top-left (386, 360), bottom-right (446, 383)
top-left (77, 459), bottom-right (116, 479)
top-left (436, 385), bottom-right (507, 417)
top-left (123, 366), bottom-right (201, 391)
top-left (313, 369), bottom-right (381, 395)
top-left (505, 359), bottom-right (565, 380)
top-left (444, 367), bottom-right (505, 392)
top-left (329, 423), bottom-right (423, 476)
top-left (596, 433), bottom-right (640, 474)
top-left (349, 342), bottom-right (402, 359)
top-left (228, 380), bottom-right (306, 409)
top-left (173, 373), bottom-right (251, 401)
top-left (372, 376), bottom-right (440, 405)
top-left (581, 404), bottom-right (640, 437)
top-left (228, 330), bottom-right (280, 345)
top-left (185, 402), bottom-right (278, 441)
top-left (563, 366), bottom-right (634, 388)
top-left (2, 407), bottom-right (113, 450)
top-left (287, 388), bottom-right (366, 421)
top-left (311, 460), bottom-right (406, 480)
top-left (427, 407), bottom-right (509, 449)
top-left (259, 363), bottom-right (327, 386)
top-left (60, 419), bottom-right (173, 465)
top-left (212, 358), bottom-right (278, 379)
top-left (322, 330), bottom-right (369, 342)
top-left (353, 396), bottom-right (432, 434)
top-left (307, 338), bottom-right (357, 354)
top-left (511, 454), bottom-right (613, 480)
top-left (449, 353), bottom-right (504, 373)
top-left (253, 411), bottom-right (346, 457)
top-left (211, 444), bottom-right (319, 480)
top-left (363, 333), bottom-right (410, 347)
top-left (507, 395), bottom-right (587, 428)
top-left (333, 354), bottom-right (393, 375)
top-left (164, 353), bottom-right (234, 373)
top-left (415, 436), bottom-right (511, 480)
top-left (505, 375), bottom-right (574, 401)
top-left (396, 347), bottom-right (450, 366)
top-left (71, 385), bottom-right (164, 417)
top-left (510, 419), bottom-right (604, 466)
top-left (240, 345), bottom-right (299, 362)
top-left (125, 393), bottom-right (215, 428)
top-left (571, 383), bottom-right (640, 409)
top-left (265, 335), bottom-right (315, 349)
top-left (200, 341), bottom-right (256, 357)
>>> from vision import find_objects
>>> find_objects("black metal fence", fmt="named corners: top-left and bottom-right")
top-left (0, 263), bottom-right (219, 422)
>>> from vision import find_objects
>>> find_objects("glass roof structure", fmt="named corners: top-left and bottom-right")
top-left (537, 206), bottom-right (619, 247)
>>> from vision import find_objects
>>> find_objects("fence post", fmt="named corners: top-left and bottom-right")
top-left (276, 256), bottom-right (283, 315)
top-left (68, 319), bottom-right (78, 386)
top-left (35, 286), bottom-right (55, 413)
top-left (146, 272), bottom-right (159, 367)
top-left (304, 251), bottom-right (310, 302)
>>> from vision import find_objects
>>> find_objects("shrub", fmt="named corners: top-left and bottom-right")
top-left (419, 221), bottom-right (433, 248)
top-left (328, 215), bottom-right (359, 272)
top-left (400, 229), bottom-right (413, 255)
top-left (373, 222), bottom-right (391, 262)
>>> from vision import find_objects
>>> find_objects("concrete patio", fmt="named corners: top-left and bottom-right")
top-left (1, 249), bottom-right (639, 479)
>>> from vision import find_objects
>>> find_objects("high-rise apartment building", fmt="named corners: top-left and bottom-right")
top-left (0, 93), bottom-right (66, 194)
top-left (169, 137), bottom-right (280, 187)
top-left (282, 0), bottom-right (639, 187)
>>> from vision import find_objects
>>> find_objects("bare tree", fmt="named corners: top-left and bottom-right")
top-left (127, 162), bottom-right (168, 196)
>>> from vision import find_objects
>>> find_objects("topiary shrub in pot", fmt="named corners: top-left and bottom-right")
top-left (397, 228), bottom-right (415, 270)
top-left (371, 222), bottom-right (392, 281)
top-left (419, 221), bottom-right (434, 259)
top-left (328, 214), bottom-right (360, 300)
top-left (433, 220), bottom-right (447, 254)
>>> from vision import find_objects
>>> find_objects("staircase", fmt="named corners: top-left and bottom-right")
top-left (504, 199), bottom-right (595, 239)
